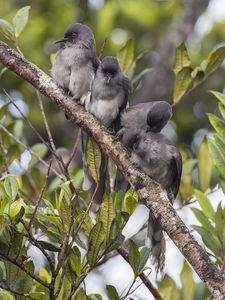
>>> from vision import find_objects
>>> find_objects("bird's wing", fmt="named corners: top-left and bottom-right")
top-left (169, 147), bottom-right (182, 201)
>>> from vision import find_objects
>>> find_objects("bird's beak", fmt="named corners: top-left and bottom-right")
top-left (54, 37), bottom-right (68, 44)
top-left (106, 73), bottom-right (112, 83)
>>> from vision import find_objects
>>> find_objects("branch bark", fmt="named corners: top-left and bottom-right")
top-left (0, 41), bottom-right (225, 299)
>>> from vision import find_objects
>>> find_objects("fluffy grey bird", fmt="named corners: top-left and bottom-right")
top-left (114, 101), bottom-right (173, 192)
top-left (84, 56), bottom-right (131, 131)
top-left (120, 101), bottom-right (172, 134)
top-left (122, 128), bottom-right (182, 274)
top-left (51, 23), bottom-right (99, 100)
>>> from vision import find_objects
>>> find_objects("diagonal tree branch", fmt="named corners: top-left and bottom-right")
top-left (0, 41), bottom-right (224, 299)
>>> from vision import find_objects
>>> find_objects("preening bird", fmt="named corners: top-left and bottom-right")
top-left (51, 23), bottom-right (99, 100)
top-left (122, 128), bottom-right (182, 274)
top-left (84, 56), bottom-right (132, 132)
top-left (114, 101), bottom-right (173, 192)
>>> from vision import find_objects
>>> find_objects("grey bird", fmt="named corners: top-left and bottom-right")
top-left (120, 101), bottom-right (172, 134)
top-left (121, 128), bottom-right (182, 274)
top-left (114, 101), bottom-right (173, 192)
top-left (84, 56), bottom-right (132, 132)
top-left (51, 23), bottom-right (99, 100)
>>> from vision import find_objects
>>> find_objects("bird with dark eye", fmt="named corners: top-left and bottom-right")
top-left (51, 23), bottom-right (100, 100)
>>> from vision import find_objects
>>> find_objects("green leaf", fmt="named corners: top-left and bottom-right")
top-left (208, 113), bottom-right (225, 134)
top-left (86, 138), bottom-right (101, 183)
top-left (204, 46), bottom-right (225, 77)
top-left (117, 39), bottom-right (135, 76)
top-left (38, 240), bottom-right (61, 252)
top-left (158, 274), bottom-right (180, 300)
top-left (191, 208), bottom-right (215, 234)
top-left (208, 138), bottom-right (225, 179)
top-left (139, 247), bottom-right (150, 273)
top-left (197, 138), bottom-right (213, 192)
top-left (210, 90), bottom-right (225, 106)
top-left (182, 159), bottom-right (197, 177)
top-left (0, 102), bottom-right (10, 119)
top-left (98, 193), bottom-right (116, 244)
top-left (87, 221), bottom-right (105, 266)
top-left (106, 285), bottom-right (120, 300)
top-left (124, 188), bottom-right (138, 215)
top-left (39, 267), bottom-right (51, 284)
top-left (0, 19), bottom-right (15, 40)
top-left (29, 143), bottom-right (48, 168)
top-left (112, 190), bottom-right (125, 212)
top-left (180, 261), bottom-right (195, 300)
top-left (28, 292), bottom-right (45, 298)
top-left (215, 202), bottom-right (225, 243)
top-left (219, 103), bottom-right (225, 120)
top-left (3, 176), bottom-right (19, 200)
top-left (69, 246), bottom-right (82, 276)
top-left (173, 67), bottom-right (193, 104)
top-left (12, 6), bottom-right (30, 38)
top-left (128, 240), bottom-right (140, 277)
top-left (9, 198), bottom-right (24, 218)
top-left (73, 288), bottom-right (87, 300)
top-left (192, 225), bottom-right (221, 256)
top-left (0, 290), bottom-right (14, 300)
top-left (173, 43), bottom-right (191, 75)
top-left (194, 190), bottom-right (215, 220)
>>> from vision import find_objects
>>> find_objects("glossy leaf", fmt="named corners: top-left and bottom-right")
top-left (0, 19), bottom-right (14, 40)
top-left (139, 247), bottom-right (150, 273)
top-left (117, 39), bottom-right (135, 76)
top-left (38, 240), bottom-right (61, 252)
top-left (13, 6), bottom-right (30, 38)
top-left (191, 207), bottom-right (215, 234)
top-left (29, 143), bottom-right (48, 168)
top-left (173, 67), bottom-right (193, 104)
top-left (158, 274), bottom-right (180, 300)
top-left (173, 43), bottom-right (191, 75)
top-left (208, 138), bottom-right (225, 179)
top-left (86, 138), bottom-right (101, 183)
top-left (3, 176), bottom-right (19, 200)
top-left (9, 198), bottom-right (24, 218)
top-left (39, 267), bottom-right (51, 284)
top-left (106, 285), bottom-right (120, 300)
top-left (208, 113), bottom-right (225, 134)
top-left (194, 190), bottom-right (215, 220)
top-left (124, 188), bottom-right (138, 215)
top-left (210, 90), bottom-right (225, 106)
top-left (219, 103), bottom-right (225, 120)
top-left (180, 261), bottom-right (195, 300)
top-left (204, 46), bottom-right (225, 77)
top-left (197, 138), bottom-right (213, 192)
top-left (128, 240), bottom-right (140, 277)
top-left (87, 221), bottom-right (105, 266)
top-left (98, 192), bottom-right (116, 244)
top-left (69, 246), bottom-right (82, 276)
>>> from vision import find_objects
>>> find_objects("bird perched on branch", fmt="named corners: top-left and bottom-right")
top-left (114, 101), bottom-right (172, 192)
top-left (122, 128), bottom-right (182, 274)
top-left (84, 56), bottom-right (132, 132)
top-left (51, 23), bottom-right (99, 101)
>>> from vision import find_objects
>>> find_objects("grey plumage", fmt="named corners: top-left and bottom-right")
top-left (121, 128), bottom-right (182, 274)
top-left (85, 56), bottom-right (131, 131)
top-left (114, 101), bottom-right (172, 192)
top-left (120, 101), bottom-right (172, 134)
top-left (51, 23), bottom-right (99, 100)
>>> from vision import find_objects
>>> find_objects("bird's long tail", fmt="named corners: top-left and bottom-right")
top-left (147, 211), bottom-right (165, 275)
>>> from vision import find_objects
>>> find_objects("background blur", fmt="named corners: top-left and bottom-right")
top-left (1, 0), bottom-right (225, 148)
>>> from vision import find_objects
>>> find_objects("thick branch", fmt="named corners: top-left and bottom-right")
top-left (0, 41), bottom-right (224, 299)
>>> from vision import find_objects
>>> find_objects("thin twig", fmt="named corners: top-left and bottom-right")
top-left (65, 129), bottom-right (81, 168)
top-left (0, 252), bottom-right (49, 288)
top-left (0, 282), bottom-right (35, 300)
top-left (117, 247), bottom-right (163, 300)
top-left (0, 138), bottom-right (9, 174)
top-left (28, 159), bottom-right (52, 230)
top-left (0, 122), bottom-right (62, 178)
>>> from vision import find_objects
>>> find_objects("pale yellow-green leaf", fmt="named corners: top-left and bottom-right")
top-left (3, 176), bottom-right (19, 200)
top-left (208, 138), bottom-right (225, 179)
top-left (198, 138), bottom-right (213, 192)
top-left (210, 90), bottom-right (225, 106)
top-left (208, 113), bottom-right (225, 134)
top-left (194, 189), bottom-right (215, 220)
top-left (0, 290), bottom-right (14, 300)
top-left (98, 192), bottom-right (116, 244)
top-left (28, 291), bottom-right (45, 298)
top-left (173, 67), bottom-right (193, 104)
top-left (39, 267), bottom-right (51, 284)
top-left (124, 188), bottom-right (138, 215)
top-left (173, 43), bottom-right (191, 75)
top-left (29, 143), bottom-right (48, 168)
top-left (117, 39), bottom-right (135, 76)
top-left (180, 261), bottom-right (195, 300)
top-left (0, 19), bottom-right (14, 40)
top-left (9, 198), bottom-right (24, 218)
top-left (219, 103), bottom-right (225, 120)
top-left (205, 46), bottom-right (225, 77)
top-left (12, 6), bottom-right (30, 38)
top-left (86, 138), bottom-right (101, 183)
top-left (87, 221), bottom-right (105, 266)
top-left (0, 215), bottom-right (4, 231)
top-left (158, 274), bottom-right (180, 300)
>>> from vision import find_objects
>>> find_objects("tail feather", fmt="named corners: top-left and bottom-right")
top-left (147, 211), bottom-right (165, 275)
